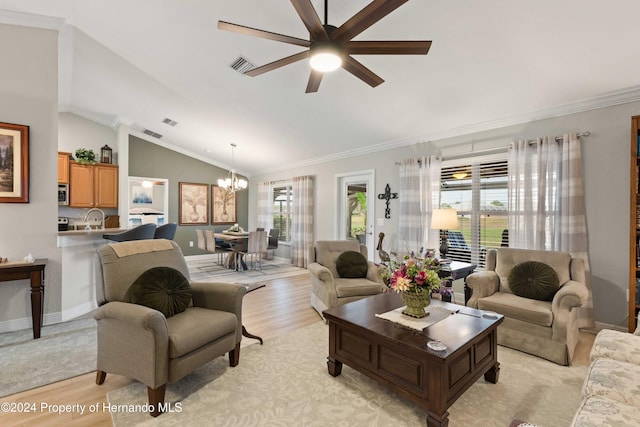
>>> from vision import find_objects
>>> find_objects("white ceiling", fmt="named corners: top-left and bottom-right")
top-left (1, 0), bottom-right (640, 176)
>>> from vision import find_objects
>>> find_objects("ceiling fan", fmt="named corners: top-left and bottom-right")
top-left (218, 0), bottom-right (431, 93)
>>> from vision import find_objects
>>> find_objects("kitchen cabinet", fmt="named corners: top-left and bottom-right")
top-left (58, 152), bottom-right (71, 184)
top-left (69, 161), bottom-right (118, 208)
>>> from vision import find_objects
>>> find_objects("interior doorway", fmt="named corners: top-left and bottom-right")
top-left (336, 170), bottom-right (375, 260)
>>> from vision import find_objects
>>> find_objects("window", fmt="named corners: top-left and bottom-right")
top-left (272, 184), bottom-right (292, 243)
top-left (440, 160), bottom-right (508, 268)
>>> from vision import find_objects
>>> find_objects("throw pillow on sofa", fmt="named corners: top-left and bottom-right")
top-left (129, 266), bottom-right (192, 317)
top-left (335, 250), bottom-right (369, 278)
top-left (508, 261), bottom-right (560, 301)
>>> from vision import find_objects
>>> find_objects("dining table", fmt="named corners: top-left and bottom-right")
top-left (214, 231), bottom-right (249, 271)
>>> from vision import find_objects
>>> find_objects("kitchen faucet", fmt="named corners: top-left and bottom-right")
top-left (84, 208), bottom-right (105, 230)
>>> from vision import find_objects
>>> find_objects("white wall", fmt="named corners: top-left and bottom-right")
top-left (250, 101), bottom-right (640, 328)
top-left (58, 112), bottom-right (116, 159)
top-left (0, 23), bottom-right (60, 329)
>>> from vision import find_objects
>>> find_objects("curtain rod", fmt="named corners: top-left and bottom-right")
top-left (438, 131), bottom-right (591, 162)
top-left (539, 131), bottom-right (590, 144)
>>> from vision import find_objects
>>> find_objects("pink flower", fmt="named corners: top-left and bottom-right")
top-left (414, 270), bottom-right (427, 285)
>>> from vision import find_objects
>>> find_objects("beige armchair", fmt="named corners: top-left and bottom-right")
top-left (94, 240), bottom-right (246, 416)
top-left (308, 240), bottom-right (385, 318)
top-left (466, 248), bottom-right (588, 365)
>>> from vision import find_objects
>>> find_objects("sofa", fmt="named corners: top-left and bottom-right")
top-left (308, 240), bottom-right (385, 318)
top-left (571, 325), bottom-right (640, 426)
top-left (466, 248), bottom-right (589, 365)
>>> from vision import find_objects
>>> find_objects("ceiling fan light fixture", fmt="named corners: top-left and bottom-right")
top-left (309, 44), bottom-right (342, 72)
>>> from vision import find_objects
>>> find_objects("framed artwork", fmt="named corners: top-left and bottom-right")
top-left (131, 185), bottom-right (153, 204)
top-left (179, 182), bottom-right (209, 225)
top-left (211, 185), bottom-right (237, 224)
top-left (0, 122), bottom-right (29, 203)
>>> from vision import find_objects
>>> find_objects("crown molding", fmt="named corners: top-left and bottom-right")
top-left (253, 85), bottom-right (640, 175)
top-left (0, 9), bottom-right (64, 30)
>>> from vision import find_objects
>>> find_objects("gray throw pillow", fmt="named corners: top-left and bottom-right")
top-left (129, 267), bottom-right (192, 318)
top-left (508, 261), bottom-right (560, 301)
top-left (335, 250), bottom-right (369, 278)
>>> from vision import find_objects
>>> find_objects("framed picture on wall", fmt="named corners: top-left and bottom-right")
top-left (211, 185), bottom-right (237, 225)
top-left (0, 122), bottom-right (29, 203)
top-left (179, 182), bottom-right (209, 225)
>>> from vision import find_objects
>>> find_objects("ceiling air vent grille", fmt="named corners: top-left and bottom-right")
top-left (230, 56), bottom-right (254, 74)
top-left (162, 117), bottom-right (178, 127)
top-left (142, 129), bottom-right (163, 139)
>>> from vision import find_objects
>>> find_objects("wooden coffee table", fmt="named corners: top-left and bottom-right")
top-left (323, 292), bottom-right (504, 427)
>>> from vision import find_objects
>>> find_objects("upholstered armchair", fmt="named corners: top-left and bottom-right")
top-left (466, 248), bottom-right (588, 365)
top-left (308, 240), bottom-right (385, 318)
top-left (94, 240), bottom-right (246, 416)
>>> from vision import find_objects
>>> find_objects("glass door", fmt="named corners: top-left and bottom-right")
top-left (336, 171), bottom-right (375, 260)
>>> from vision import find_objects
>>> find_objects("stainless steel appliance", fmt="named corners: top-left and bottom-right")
top-left (58, 184), bottom-right (68, 205)
top-left (58, 217), bottom-right (69, 231)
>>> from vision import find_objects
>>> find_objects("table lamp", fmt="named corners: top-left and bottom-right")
top-left (431, 208), bottom-right (459, 259)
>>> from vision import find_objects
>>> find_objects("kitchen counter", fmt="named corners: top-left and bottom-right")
top-left (57, 227), bottom-right (128, 236)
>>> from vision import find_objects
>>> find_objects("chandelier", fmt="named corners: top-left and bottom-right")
top-left (217, 143), bottom-right (247, 193)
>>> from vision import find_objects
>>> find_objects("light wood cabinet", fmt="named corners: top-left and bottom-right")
top-left (69, 161), bottom-right (118, 208)
top-left (57, 152), bottom-right (71, 184)
top-left (629, 115), bottom-right (640, 332)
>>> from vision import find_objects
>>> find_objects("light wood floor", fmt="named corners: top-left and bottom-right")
top-left (0, 272), bottom-right (595, 426)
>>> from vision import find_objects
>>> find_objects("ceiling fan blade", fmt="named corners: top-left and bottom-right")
top-left (244, 51), bottom-right (310, 77)
top-left (331, 0), bottom-right (408, 41)
top-left (218, 21), bottom-right (310, 47)
top-left (290, 0), bottom-right (329, 41)
top-left (341, 56), bottom-right (384, 88)
top-left (346, 40), bottom-right (431, 55)
top-left (305, 70), bottom-right (323, 93)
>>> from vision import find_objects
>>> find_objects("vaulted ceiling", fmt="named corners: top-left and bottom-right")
top-left (1, 0), bottom-right (640, 176)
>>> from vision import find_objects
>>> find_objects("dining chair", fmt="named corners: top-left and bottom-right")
top-left (238, 230), bottom-right (267, 271)
top-left (205, 230), bottom-right (232, 266)
top-left (267, 228), bottom-right (280, 258)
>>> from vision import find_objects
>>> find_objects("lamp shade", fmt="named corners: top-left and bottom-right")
top-left (431, 208), bottom-right (459, 230)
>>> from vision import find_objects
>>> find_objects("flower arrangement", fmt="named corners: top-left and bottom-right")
top-left (379, 249), bottom-right (450, 295)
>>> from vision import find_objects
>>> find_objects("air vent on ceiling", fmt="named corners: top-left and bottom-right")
top-left (162, 117), bottom-right (178, 127)
top-left (142, 129), bottom-right (163, 139)
top-left (230, 56), bottom-right (254, 74)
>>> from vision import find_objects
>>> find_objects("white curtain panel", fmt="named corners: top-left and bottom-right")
top-left (397, 156), bottom-right (441, 255)
top-left (256, 181), bottom-right (273, 230)
top-left (291, 175), bottom-right (314, 268)
top-left (508, 133), bottom-right (594, 329)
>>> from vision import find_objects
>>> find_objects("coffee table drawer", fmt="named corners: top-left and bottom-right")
top-left (334, 327), bottom-right (375, 369)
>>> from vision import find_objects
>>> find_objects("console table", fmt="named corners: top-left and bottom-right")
top-left (0, 259), bottom-right (47, 339)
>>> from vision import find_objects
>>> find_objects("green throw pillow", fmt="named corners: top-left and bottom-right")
top-left (508, 261), bottom-right (560, 301)
top-left (129, 267), bottom-right (192, 318)
top-left (335, 250), bottom-right (369, 278)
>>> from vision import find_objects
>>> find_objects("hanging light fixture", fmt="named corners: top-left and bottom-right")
top-left (309, 0), bottom-right (342, 73)
top-left (218, 143), bottom-right (248, 192)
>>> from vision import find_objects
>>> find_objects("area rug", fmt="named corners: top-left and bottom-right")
top-left (0, 317), bottom-right (96, 397)
top-left (109, 321), bottom-right (587, 427)
top-left (187, 255), bottom-right (307, 286)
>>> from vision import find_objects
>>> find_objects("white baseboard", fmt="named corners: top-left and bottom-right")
top-left (0, 301), bottom-right (97, 334)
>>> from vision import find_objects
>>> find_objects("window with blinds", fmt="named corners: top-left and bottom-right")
top-left (272, 185), bottom-right (292, 242)
top-left (440, 160), bottom-right (508, 268)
